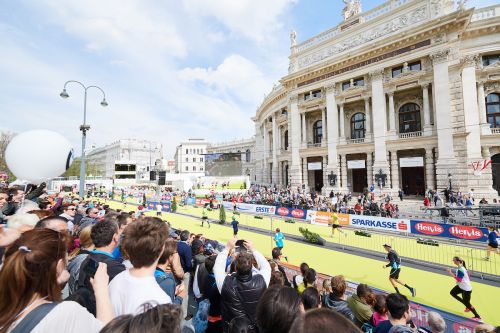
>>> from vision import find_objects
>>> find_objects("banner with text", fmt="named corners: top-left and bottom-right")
top-left (275, 206), bottom-right (308, 220)
top-left (307, 211), bottom-right (350, 226)
top-left (410, 221), bottom-right (488, 242)
top-left (349, 215), bottom-right (411, 232)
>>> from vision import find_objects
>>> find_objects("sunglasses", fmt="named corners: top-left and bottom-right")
top-left (66, 208), bottom-right (76, 211)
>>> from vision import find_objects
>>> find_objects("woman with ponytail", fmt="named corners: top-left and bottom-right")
top-left (0, 228), bottom-right (112, 333)
top-left (447, 256), bottom-right (481, 321)
top-left (297, 268), bottom-right (317, 295)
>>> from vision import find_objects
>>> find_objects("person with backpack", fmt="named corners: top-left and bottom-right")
top-left (72, 219), bottom-right (126, 315)
top-left (382, 244), bottom-right (416, 298)
top-left (0, 228), bottom-right (113, 332)
top-left (447, 256), bottom-right (481, 321)
top-left (155, 239), bottom-right (185, 305)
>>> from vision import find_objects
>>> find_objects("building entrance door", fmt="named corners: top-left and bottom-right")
top-left (352, 168), bottom-right (367, 193)
top-left (401, 167), bottom-right (425, 195)
top-left (492, 154), bottom-right (500, 195)
top-left (314, 170), bottom-right (323, 192)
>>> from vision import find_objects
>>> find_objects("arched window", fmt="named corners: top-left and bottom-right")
top-left (486, 93), bottom-right (500, 128)
top-left (313, 120), bottom-right (322, 144)
top-left (399, 103), bottom-right (421, 133)
top-left (245, 149), bottom-right (251, 162)
top-left (350, 113), bottom-right (365, 139)
top-left (284, 130), bottom-right (289, 150)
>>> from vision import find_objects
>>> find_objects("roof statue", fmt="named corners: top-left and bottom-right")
top-left (290, 30), bottom-right (297, 47)
top-left (343, 0), bottom-right (362, 21)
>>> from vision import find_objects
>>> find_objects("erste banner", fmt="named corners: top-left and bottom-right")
top-left (410, 220), bottom-right (489, 242)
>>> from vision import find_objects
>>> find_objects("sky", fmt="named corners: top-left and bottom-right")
top-left (0, 0), bottom-right (496, 158)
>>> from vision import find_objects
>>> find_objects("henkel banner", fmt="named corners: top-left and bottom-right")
top-left (275, 206), bottom-right (308, 220)
top-left (410, 221), bottom-right (488, 242)
top-left (350, 215), bottom-right (410, 232)
top-left (147, 201), bottom-right (172, 212)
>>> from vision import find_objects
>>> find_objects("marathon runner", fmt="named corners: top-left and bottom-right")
top-left (382, 244), bottom-right (416, 297)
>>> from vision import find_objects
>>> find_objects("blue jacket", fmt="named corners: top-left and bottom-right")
top-left (155, 268), bottom-right (182, 305)
top-left (177, 241), bottom-right (193, 272)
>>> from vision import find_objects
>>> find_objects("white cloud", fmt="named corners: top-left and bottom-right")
top-left (182, 0), bottom-right (296, 43)
top-left (179, 54), bottom-right (272, 104)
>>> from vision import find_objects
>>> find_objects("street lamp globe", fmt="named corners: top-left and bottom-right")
top-left (100, 98), bottom-right (108, 107)
top-left (60, 89), bottom-right (69, 99)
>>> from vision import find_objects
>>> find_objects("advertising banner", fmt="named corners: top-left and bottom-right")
top-left (186, 197), bottom-right (196, 205)
top-left (307, 210), bottom-right (331, 226)
top-left (146, 201), bottom-right (171, 212)
top-left (349, 215), bottom-right (410, 232)
top-left (275, 206), bottom-right (308, 220)
top-left (410, 221), bottom-right (488, 242)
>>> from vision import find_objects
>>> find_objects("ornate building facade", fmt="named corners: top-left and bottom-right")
top-left (253, 0), bottom-right (500, 198)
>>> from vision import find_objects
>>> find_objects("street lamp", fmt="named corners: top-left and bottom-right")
top-left (448, 172), bottom-right (452, 191)
top-left (60, 80), bottom-right (108, 198)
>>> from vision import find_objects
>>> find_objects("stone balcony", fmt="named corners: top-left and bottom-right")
top-left (491, 128), bottom-right (500, 134)
top-left (399, 131), bottom-right (422, 139)
top-left (346, 137), bottom-right (366, 144)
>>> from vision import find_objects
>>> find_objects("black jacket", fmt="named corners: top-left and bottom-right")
top-left (220, 272), bottom-right (267, 332)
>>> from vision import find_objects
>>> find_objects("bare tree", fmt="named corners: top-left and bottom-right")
top-left (0, 131), bottom-right (16, 180)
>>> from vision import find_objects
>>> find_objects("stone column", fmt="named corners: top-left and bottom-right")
top-left (390, 150), bottom-right (399, 190)
top-left (367, 152), bottom-right (373, 187)
top-left (430, 49), bottom-right (457, 190)
top-left (254, 122), bottom-right (264, 183)
top-left (272, 113), bottom-right (279, 184)
top-left (339, 103), bottom-right (345, 142)
top-left (263, 124), bottom-right (269, 183)
top-left (302, 158), bottom-right (309, 191)
top-left (370, 69), bottom-right (391, 191)
top-left (289, 95), bottom-right (303, 187)
top-left (340, 154), bottom-right (348, 191)
top-left (425, 148), bottom-right (436, 191)
top-left (321, 108), bottom-right (327, 147)
top-left (277, 125), bottom-right (282, 151)
top-left (364, 97), bottom-right (371, 138)
top-left (325, 83), bottom-right (341, 191)
top-left (422, 83), bottom-right (432, 135)
top-left (461, 55), bottom-right (482, 160)
top-left (477, 81), bottom-right (491, 135)
top-left (387, 91), bottom-right (396, 136)
top-left (322, 155), bottom-right (328, 193)
top-left (278, 161), bottom-right (282, 187)
top-left (301, 112), bottom-right (307, 146)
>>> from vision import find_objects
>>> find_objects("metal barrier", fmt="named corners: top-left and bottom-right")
top-left (278, 261), bottom-right (480, 333)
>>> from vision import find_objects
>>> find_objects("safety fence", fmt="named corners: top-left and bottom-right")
top-left (278, 261), bottom-right (480, 333)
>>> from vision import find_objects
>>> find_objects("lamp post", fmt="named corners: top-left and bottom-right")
top-left (60, 81), bottom-right (108, 198)
top-left (448, 172), bottom-right (452, 192)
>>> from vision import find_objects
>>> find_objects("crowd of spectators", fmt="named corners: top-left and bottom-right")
top-left (1, 182), bottom-right (498, 333)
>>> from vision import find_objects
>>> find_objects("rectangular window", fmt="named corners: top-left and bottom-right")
top-left (392, 66), bottom-right (403, 77)
top-left (193, 166), bottom-right (196, 171)
top-left (200, 157), bottom-right (204, 162)
top-left (185, 158), bottom-right (188, 162)
top-left (409, 61), bottom-right (421, 71)
top-left (342, 82), bottom-right (350, 90)
top-left (353, 78), bottom-right (364, 87)
top-left (185, 149), bottom-right (188, 154)
top-left (185, 166), bottom-right (188, 171)
top-left (193, 157), bottom-right (196, 162)
top-left (483, 54), bottom-right (500, 67)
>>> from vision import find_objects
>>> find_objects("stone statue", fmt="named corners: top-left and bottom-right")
top-left (290, 30), bottom-right (297, 47)
top-left (343, 0), bottom-right (362, 21)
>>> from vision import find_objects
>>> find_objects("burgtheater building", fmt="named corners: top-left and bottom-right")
top-left (253, 0), bottom-right (500, 198)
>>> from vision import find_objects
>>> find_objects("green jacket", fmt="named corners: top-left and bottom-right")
top-left (347, 294), bottom-right (373, 327)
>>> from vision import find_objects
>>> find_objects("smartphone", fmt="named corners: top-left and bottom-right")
top-left (83, 258), bottom-right (99, 278)
top-left (235, 239), bottom-right (247, 253)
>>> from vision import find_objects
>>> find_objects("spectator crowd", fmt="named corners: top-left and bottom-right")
top-left (0, 182), bottom-right (498, 333)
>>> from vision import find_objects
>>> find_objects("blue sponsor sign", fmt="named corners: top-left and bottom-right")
top-left (274, 206), bottom-right (307, 219)
top-left (410, 220), bottom-right (488, 242)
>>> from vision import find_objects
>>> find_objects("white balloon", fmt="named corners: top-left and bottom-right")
top-left (5, 130), bottom-right (74, 184)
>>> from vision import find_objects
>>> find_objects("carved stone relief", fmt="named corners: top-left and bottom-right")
top-left (297, 6), bottom-right (428, 69)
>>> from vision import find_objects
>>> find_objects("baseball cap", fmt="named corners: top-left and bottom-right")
top-left (383, 243), bottom-right (391, 248)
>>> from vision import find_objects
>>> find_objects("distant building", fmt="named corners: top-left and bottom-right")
top-left (174, 139), bottom-right (208, 174)
top-left (85, 139), bottom-right (163, 181)
top-left (207, 137), bottom-right (256, 181)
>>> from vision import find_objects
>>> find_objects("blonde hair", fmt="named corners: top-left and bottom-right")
top-left (474, 324), bottom-right (496, 333)
top-left (69, 226), bottom-right (94, 259)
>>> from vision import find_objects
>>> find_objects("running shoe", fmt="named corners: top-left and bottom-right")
top-left (471, 317), bottom-right (482, 322)
top-left (482, 257), bottom-right (490, 261)
top-left (464, 308), bottom-right (470, 313)
top-left (410, 288), bottom-right (417, 298)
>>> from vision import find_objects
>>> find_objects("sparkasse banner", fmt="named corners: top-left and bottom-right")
top-left (349, 215), bottom-right (410, 232)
